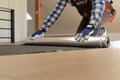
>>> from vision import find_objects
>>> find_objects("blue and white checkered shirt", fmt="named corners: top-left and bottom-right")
top-left (41, 0), bottom-right (111, 31)
top-left (42, 0), bottom-right (67, 31)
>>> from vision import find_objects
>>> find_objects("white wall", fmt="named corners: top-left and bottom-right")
top-left (0, 0), bottom-right (27, 42)
top-left (27, 0), bottom-right (35, 37)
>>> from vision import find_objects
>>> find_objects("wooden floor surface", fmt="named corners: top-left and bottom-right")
top-left (0, 48), bottom-right (120, 80)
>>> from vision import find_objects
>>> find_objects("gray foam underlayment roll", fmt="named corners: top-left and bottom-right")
top-left (25, 36), bottom-right (110, 48)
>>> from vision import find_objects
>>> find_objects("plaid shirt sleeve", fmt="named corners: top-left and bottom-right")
top-left (105, 0), bottom-right (112, 2)
top-left (88, 0), bottom-right (106, 28)
top-left (42, 0), bottom-right (67, 30)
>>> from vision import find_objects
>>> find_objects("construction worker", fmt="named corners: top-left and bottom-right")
top-left (30, 0), bottom-right (115, 42)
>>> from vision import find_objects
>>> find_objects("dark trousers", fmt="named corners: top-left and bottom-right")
top-left (75, 0), bottom-right (92, 34)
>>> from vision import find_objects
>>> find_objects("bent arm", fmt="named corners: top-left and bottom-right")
top-left (89, 0), bottom-right (106, 28)
top-left (41, 0), bottom-right (67, 31)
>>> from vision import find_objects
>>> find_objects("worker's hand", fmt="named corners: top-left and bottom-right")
top-left (29, 29), bottom-right (45, 40)
top-left (74, 25), bottom-right (95, 42)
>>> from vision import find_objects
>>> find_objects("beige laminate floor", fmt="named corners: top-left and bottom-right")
top-left (0, 47), bottom-right (120, 80)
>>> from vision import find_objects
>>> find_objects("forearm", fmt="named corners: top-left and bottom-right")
top-left (89, 0), bottom-right (106, 28)
top-left (41, 0), bottom-right (67, 31)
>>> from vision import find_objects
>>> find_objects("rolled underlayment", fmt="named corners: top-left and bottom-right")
top-left (24, 36), bottom-right (110, 48)
top-left (24, 7), bottom-right (114, 48)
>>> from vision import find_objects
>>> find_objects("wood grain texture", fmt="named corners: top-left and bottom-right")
top-left (0, 48), bottom-right (120, 80)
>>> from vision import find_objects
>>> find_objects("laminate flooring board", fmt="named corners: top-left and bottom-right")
top-left (0, 48), bottom-right (120, 80)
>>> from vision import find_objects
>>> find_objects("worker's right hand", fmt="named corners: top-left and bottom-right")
top-left (29, 29), bottom-right (45, 40)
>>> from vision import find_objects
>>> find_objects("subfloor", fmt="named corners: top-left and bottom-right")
top-left (0, 40), bottom-right (120, 80)
top-left (0, 48), bottom-right (120, 80)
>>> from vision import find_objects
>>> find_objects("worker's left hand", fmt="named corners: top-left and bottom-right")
top-left (74, 25), bottom-right (95, 42)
